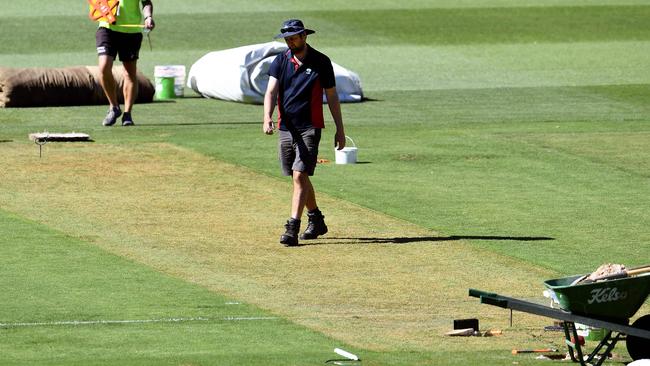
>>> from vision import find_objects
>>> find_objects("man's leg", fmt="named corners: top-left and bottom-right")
top-left (291, 170), bottom-right (317, 220)
top-left (98, 55), bottom-right (118, 106)
top-left (280, 170), bottom-right (313, 247)
top-left (294, 171), bottom-right (328, 240)
top-left (279, 129), bottom-right (325, 246)
top-left (121, 60), bottom-right (138, 126)
top-left (98, 55), bottom-right (122, 126)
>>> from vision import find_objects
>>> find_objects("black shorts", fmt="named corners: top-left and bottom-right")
top-left (279, 128), bottom-right (321, 176)
top-left (96, 27), bottom-right (143, 62)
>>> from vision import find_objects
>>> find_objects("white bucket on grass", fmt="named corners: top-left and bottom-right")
top-left (154, 65), bottom-right (186, 98)
top-left (335, 136), bottom-right (357, 164)
top-left (576, 323), bottom-right (606, 341)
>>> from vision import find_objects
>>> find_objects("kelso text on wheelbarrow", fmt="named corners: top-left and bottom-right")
top-left (587, 287), bottom-right (627, 304)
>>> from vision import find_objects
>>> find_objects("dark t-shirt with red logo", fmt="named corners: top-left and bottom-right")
top-left (268, 45), bottom-right (336, 131)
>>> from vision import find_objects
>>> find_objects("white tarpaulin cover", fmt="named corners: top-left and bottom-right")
top-left (187, 42), bottom-right (363, 104)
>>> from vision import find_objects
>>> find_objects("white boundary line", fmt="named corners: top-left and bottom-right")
top-left (0, 316), bottom-right (278, 328)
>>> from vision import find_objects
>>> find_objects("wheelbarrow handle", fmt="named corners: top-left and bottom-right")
top-left (468, 289), bottom-right (508, 308)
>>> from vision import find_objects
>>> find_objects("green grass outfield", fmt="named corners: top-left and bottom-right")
top-left (0, 211), bottom-right (353, 366)
top-left (2, 0), bottom-right (650, 365)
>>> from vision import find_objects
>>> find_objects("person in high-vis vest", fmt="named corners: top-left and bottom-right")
top-left (95, 0), bottom-right (155, 126)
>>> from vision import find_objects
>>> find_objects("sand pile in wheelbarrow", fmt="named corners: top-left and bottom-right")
top-left (586, 263), bottom-right (626, 281)
top-left (574, 263), bottom-right (650, 285)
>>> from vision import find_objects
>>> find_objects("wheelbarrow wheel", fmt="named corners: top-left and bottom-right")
top-left (626, 314), bottom-right (650, 360)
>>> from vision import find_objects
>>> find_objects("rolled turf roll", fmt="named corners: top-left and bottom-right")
top-left (0, 66), bottom-right (154, 108)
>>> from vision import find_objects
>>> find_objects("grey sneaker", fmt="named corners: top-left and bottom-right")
top-left (300, 210), bottom-right (328, 240)
top-left (280, 218), bottom-right (301, 246)
top-left (122, 112), bottom-right (134, 126)
top-left (102, 106), bottom-right (122, 126)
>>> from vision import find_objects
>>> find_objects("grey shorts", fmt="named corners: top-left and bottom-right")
top-left (279, 128), bottom-right (321, 176)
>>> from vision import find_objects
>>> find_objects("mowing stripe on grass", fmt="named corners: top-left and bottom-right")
top-left (0, 316), bottom-right (282, 328)
top-left (0, 209), bottom-right (356, 366)
top-left (7, 5), bottom-right (650, 55)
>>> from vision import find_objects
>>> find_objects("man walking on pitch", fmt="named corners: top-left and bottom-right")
top-left (95, 0), bottom-right (155, 126)
top-left (263, 19), bottom-right (346, 247)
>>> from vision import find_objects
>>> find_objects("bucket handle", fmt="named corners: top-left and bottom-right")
top-left (344, 135), bottom-right (356, 148)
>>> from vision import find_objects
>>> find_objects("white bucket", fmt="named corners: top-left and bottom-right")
top-left (576, 323), bottom-right (606, 341)
top-left (154, 65), bottom-right (186, 97)
top-left (335, 136), bottom-right (358, 164)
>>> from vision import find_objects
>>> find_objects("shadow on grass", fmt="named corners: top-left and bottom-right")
top-left (141, 121), bottom-right (260, 127)
top-left (150, 100), bottom-right (178, 104)
top-left (304, 235), bottom-right (554, 246)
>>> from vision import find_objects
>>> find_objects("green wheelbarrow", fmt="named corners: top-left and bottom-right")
top-left (469, 271), bottom-right (650, 366)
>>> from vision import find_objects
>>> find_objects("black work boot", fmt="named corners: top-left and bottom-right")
top-left (300, 209), bottom-right (328, 240)
top-left (280, 218), bottom-right (301, 246)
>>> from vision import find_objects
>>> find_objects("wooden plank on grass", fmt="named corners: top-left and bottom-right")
top-left (28, 132), bottom-right (91, 142)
